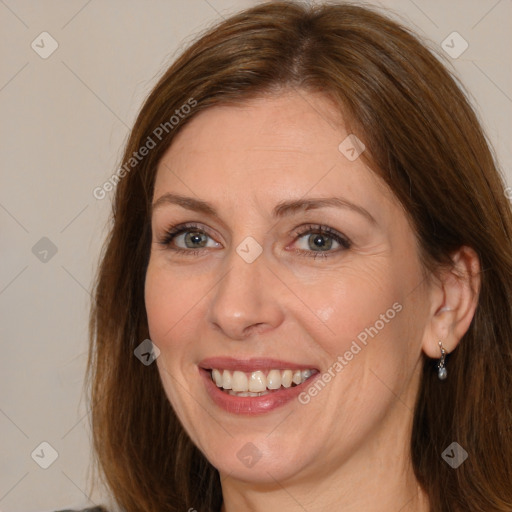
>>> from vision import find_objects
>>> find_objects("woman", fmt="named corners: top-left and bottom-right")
top-left (87, 1), bottom-right (512, 511)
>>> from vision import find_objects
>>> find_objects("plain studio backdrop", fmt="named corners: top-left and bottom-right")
top-left (0, 1), bottom-right (511, 511)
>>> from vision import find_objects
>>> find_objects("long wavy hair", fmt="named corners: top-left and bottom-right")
top-left (87, 2), bottom-right (512, 511)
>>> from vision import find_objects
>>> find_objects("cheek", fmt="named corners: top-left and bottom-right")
top-left (145, 261), bottom-right (206, 430)
top-left (301, 259), bottom-right (402, 354)
top-left (144, 267), bottom-right (174, 343)
top-left (298, 256), bottom-right (420, 404)
top-left (144, 259), bottom-right (203, 346)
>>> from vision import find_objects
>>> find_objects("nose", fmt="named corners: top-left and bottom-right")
top-left (206, 246), bottom-right (284, 341)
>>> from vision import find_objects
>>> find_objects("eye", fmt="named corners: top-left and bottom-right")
top-left (291, 224), bottom-right (351, 259)
top-left (157, 222), bottom-right (351, 259)
top-left (157, 222), bottom-right (220, 255)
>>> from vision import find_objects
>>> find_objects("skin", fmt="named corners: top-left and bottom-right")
top-left (144, 89), bottom-right (480, 512)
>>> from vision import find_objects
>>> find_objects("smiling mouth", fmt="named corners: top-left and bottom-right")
top-left (209, 368), bottom-right (319, 397)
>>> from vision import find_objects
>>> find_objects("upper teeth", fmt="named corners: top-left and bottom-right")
top-left (211, 369), bottom-right (315, 392)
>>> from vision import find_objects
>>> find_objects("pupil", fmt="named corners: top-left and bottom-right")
top-left (186, 232), bottom-right (206, 248)
top-left (310, 234), bottom-right (331, 251)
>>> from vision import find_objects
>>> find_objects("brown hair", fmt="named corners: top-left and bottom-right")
top-left (87, 2), bottom-right (512, 511)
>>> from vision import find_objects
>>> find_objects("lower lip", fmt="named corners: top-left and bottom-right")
top-left (199, 368), bottom-right (319, 415)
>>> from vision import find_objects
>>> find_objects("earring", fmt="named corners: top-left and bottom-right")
top-left (437, 341), bottom-right (447, 380)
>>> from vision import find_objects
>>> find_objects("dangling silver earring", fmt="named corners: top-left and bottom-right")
top-left (437, 341), bottom-right (447, 380)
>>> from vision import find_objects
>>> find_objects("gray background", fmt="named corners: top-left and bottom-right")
top-left (1, 0), bottom-right (511, 510)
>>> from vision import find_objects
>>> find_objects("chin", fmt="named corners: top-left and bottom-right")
top-left (208, 439), bottom-right (311, 484)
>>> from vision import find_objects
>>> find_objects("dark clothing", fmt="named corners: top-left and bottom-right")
top-left (56, 508), bottom-right (106, 512)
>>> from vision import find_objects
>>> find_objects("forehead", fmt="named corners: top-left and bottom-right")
top-left (162, 91), bottom-right (343, 161)
top-left (154, 91), bottom-right (395, 211)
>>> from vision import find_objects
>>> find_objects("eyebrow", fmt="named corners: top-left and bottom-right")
top-left (151, 193), bottom-right (376, 225)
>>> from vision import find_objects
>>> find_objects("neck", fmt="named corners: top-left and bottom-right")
top-left (220, 466), bottom-right (429, 512)
top-left (219, 401), bottom-right (429, 512)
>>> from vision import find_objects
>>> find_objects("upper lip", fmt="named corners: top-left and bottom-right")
top-left (199, 357), bottom-right (318, 372)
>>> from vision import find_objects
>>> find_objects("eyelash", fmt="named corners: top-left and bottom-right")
top-left (157, 222), bottom-right (352, 259)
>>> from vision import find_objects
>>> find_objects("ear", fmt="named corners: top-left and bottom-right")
top-left (422, 246), bottom-right (481, 358)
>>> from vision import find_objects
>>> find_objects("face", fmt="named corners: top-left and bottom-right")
top-left (144, 90), bottom-right (433, 486)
